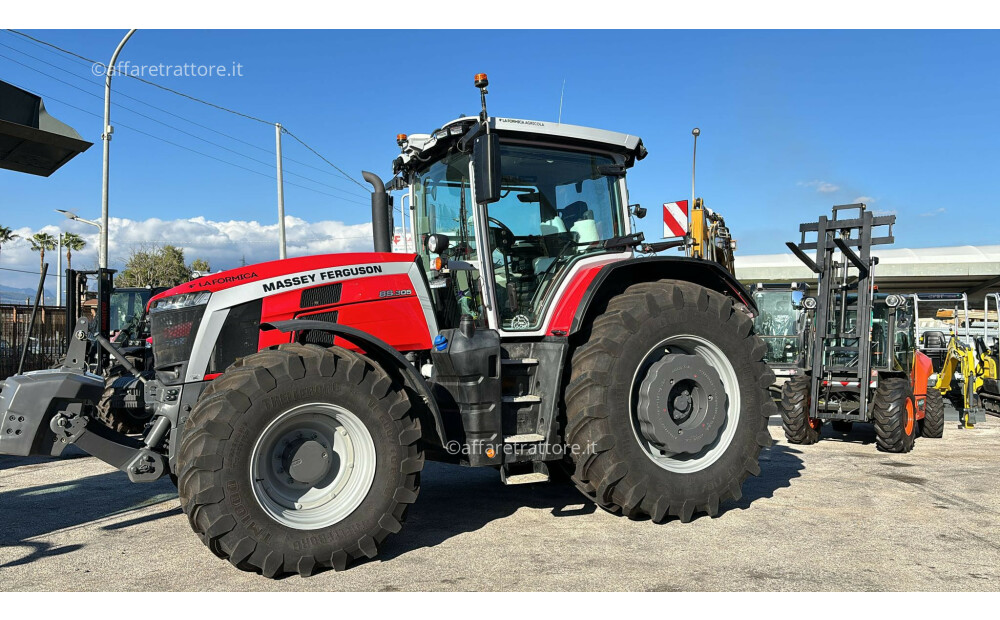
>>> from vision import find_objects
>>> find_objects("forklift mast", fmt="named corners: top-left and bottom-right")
top-left (786, 203), bottom-right (895, 419)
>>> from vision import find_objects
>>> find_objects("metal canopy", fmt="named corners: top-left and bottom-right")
top-left (0, 80), bottom-right (93, 177)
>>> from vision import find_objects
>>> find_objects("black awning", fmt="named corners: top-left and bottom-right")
top-left (0, 80), bottom-right (93, 177)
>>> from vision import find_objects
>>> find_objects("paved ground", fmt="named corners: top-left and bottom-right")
top-left (1, 415), bottom-right (998, 591)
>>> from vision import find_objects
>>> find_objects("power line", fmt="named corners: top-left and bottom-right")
top-left (1, 35), bottom-right (369, 197)
top-left (1, 49), bottom-right (370, 203)
top-left (2, 77), bottom-right (370, 207)
top-left (5, 29), bottom-right (372, 192)
top-left (7, 29), bottom-right (274, 125)
top-left (282, 128), bottom-right (370, 191)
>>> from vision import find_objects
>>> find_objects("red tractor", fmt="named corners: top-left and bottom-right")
top-left (0, 75), bottom-right (775, 577)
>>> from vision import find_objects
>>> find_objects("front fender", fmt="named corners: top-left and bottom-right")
top-left (260, 320), bottom-right (447, 448)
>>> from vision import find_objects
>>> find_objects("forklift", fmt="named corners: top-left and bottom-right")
top-left (779, 204), bottom-right (941, 452)
top-left (64, 268), bottom-right (163, 433)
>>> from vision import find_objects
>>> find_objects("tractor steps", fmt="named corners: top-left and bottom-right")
top-left (501, 358), bottom-right (538, 365)
top-left (504, 433), bottom-right (545, 443)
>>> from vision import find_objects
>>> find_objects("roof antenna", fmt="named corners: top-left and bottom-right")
top-left (558, 79), bottom-right (566, 124)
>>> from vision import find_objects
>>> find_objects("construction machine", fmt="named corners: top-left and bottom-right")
top-left (0, 75), bottom-right (775, 578)
top-left (779, 204), bottom-right (941, 450)
top-left (688, 198), bottom-right (736, 274)
top-left (982, 293), bottom-right (1000, 416)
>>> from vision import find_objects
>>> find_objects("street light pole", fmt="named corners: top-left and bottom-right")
top-left (100, 29), bottom-right (136, 270)
top-left (275, 123), bottom-right (287, 260)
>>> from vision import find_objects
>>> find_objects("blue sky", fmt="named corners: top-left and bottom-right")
top-left (1, 29), bottom-right (998, 288)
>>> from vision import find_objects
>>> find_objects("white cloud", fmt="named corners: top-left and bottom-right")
top-left (919, 207), bottom-right (947, 217)
top-left (853, 196), bottom-right (876, 204)
top-left (799, 180), bottom-right (840, 193)
top-left (0, 215), bottom-right (375, 291)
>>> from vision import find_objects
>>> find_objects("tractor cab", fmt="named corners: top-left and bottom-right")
top-left (395, 115), bottom-right (644, 335)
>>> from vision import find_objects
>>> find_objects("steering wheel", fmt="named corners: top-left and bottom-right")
top-left (488, 217), bottom-right (515, 247)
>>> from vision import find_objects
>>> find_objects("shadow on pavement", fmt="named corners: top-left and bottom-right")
top-left (722, 442), bottom-right (805, 514)
top-left (0, 464), bottom-right (176, 568)
top-left (819, 422), bottom-right (877, 445)
top-left (379, 461), bottom-right (595, 561)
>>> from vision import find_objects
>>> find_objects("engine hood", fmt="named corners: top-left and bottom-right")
top-left (150, 252), bottom-right (417, 304)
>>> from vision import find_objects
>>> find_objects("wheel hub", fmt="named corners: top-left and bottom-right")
top-left (282, 438), bottom-right (332, 485)
top-left (636, 353), bottom-right (727, 455)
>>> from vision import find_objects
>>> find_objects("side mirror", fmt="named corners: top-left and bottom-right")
top-left (473, 133), bottom-right (501, 205)
top-left (629, 204), bottom-right (647, 219)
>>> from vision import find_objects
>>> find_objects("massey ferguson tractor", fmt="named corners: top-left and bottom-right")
top-left (0, 75), bottom-right (775, 578)
top-left (779, 204), bottom-right (942, 451)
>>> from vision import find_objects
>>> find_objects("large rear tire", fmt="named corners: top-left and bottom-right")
top-left (177, 343), bottom-right (423, 578)
top-left (921, 387), bottom-right (945, 438)
top-left (780, 374), bottom-right (822, 444)
top-left (873, 376), bottom-right (917, 453)
top-left (564, 280), bottom-right (775, 523)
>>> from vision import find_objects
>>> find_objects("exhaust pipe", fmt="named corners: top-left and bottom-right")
top-left (363, 171), bottom-right (391, 253)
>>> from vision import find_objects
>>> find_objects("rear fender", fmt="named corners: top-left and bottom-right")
top-left (260, 320), bottom-right (447, 448)
top-left (568, 256), bottom-right (757, 337)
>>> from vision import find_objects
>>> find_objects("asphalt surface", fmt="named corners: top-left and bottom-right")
top-left (1, 415), bottom-right (998, 591)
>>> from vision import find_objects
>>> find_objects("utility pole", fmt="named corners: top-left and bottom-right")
top-left (56, 233), bottom-right (62, 306)
top-left (275, 123), bottom-right (287, 260)
top-left (100, 29), bottom-right (136, 270)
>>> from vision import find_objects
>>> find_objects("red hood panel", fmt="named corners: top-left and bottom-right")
top-left (151, 252), bottom-right (417, 302)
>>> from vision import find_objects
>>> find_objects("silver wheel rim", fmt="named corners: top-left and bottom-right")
top-left (250, 402), bottom-right (376, 530)
top-left (629, 335), bottom-right (742, 473)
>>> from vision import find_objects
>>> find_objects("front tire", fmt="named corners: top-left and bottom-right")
top-left (780, 374), bottom-right (822, 444)
top-left (177, 343), bottom-right (423, 578)
top-left (872, 376), bottom-right (917, 453)
top-left (921, 387), bottom-right (944, 438)
top-left (564, 280), bottom-right (775, 523)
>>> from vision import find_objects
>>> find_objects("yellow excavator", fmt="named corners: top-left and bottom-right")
top-left (688, 198), bottom-right (736, 274)
top-left (934, 334), bottom-right (996, 428)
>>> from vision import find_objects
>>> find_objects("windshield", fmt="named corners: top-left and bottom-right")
top-left (110, 289), bottom-right (152, 333)
top-left (752, 290), bottom-right (804, 365)
top-left (486, 143), bottom-right (626, 331)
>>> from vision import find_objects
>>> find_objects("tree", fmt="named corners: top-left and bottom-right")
top-left (0, 226), bottom-right (18, 267)
top-left (115, 244), bottom-right (193, 287)
top-left (29, 232), bottom-right (57, 274)
top-left (190, 258), bottom-right (211, 273)
top-left (61, 232), bottom-right (86, 272)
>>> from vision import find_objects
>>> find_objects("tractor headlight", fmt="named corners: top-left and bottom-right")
top-left (802, 297), bottom-right (817, 310)
top-left (150, 291), bottom-right (211, 312)
top-left (885, 294), bottom-right (903, 307)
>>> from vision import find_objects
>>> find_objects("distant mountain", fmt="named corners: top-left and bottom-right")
top-left (0, 284), bottom-right (55, 305)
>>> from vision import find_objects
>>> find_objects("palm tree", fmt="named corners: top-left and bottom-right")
top-left (29, 232), bottom-right (57, 274)
top-left (61, 232), bottom-right (86, 272)
top-left (0, 225), bottom-right (18, 268)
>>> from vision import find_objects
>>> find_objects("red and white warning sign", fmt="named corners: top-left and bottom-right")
top-left (663, 200), bottom-right (689, 238)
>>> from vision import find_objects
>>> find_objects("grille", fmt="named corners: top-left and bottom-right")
top-left (300, 310), bottom-right (338, 346)
top-left (300, 283), bottom-right (342, 308)
top-left (208, 299), bottom-right (263, 374)
top-left (150, 305), bottom-right (206, 369)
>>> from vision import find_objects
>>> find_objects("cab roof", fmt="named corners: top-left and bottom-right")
top-left (396, 116), bottom-right (647, 174)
